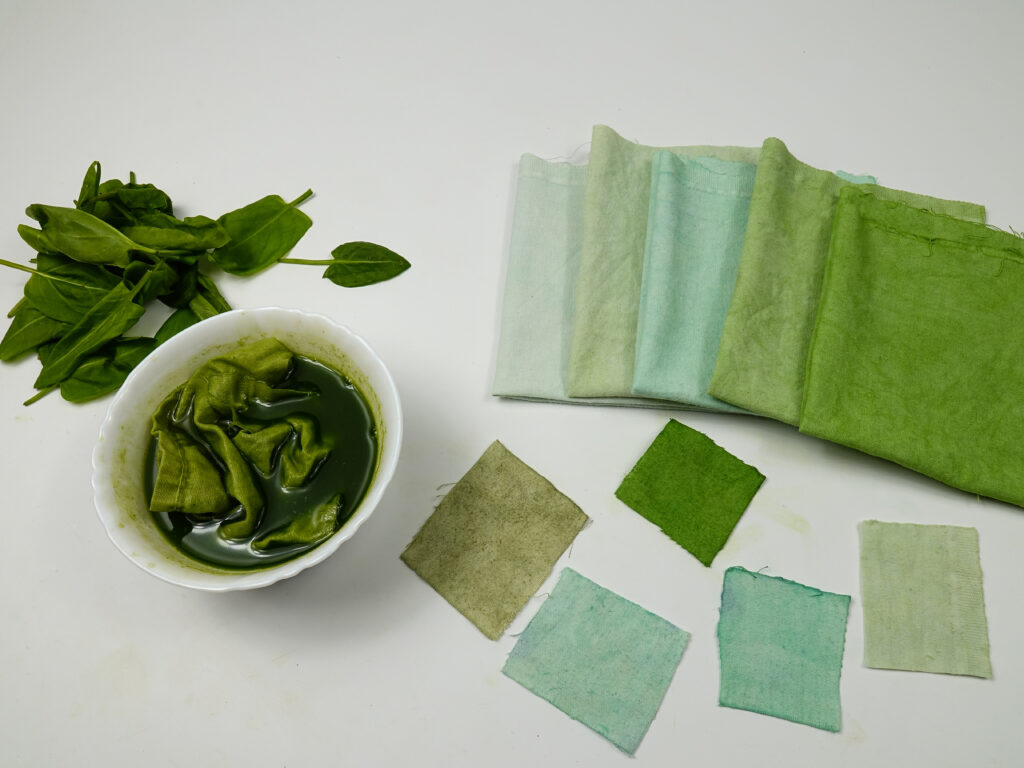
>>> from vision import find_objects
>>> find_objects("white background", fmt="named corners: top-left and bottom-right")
top-left (1, 1), bottom-right (1022, 765)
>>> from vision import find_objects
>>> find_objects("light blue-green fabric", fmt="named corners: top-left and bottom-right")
top-left (503, 568), bottom-right (690, 755)
top-left (492, 154), bottom-right (691, 409)
top-left (632, 152), bottom-right (756, 411)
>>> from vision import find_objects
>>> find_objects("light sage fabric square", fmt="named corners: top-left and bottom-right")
top-left (859, 521), bottom-right (992, 678)
top-left (503, 568), bottom-right (690, 755)
top-left (400, 441), bottom-right (588, 640)
top-left (718, 567), bottom-right (851, 732)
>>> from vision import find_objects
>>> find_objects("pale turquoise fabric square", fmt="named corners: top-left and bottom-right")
top-left (632, 152), bottom-right (756, 411)
top-left (503, 568), bottom-right (690, 755)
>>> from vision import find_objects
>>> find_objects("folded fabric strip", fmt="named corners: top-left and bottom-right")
top-left (859, 521), bottom-right (992, 678)
top-left (801, 186), bottom-right (1024, 507)
top-left (632, 152), bottom-right (756, 411)
top-left (503, 568), bottom-right (689, 755)
top-left (709, 137), bottom-right (985, 424)
top-left (567, 125), bottom-right (759, 399)
top-left (492, 154), bottom-right (693, 408)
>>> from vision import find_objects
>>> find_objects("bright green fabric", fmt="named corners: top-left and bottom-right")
top-left (801, 186), bottom-right (1024, 506)
top-left (632, 152), bottom-right (756, 411)
top-left (491, 154), bottom-right (671, 407)
top-left (859, 521), bottom-right (992, 678)
top-left (400, 441), bottom-right (589, 640)
top-left (718, 567), bottom-right (851, 732)
top-left (615, 419), bottom-right (764, 566)
top-left (502, 568), bottom-right (689, 755)
top-left (709, 137), bottom-right (985, 424)
top-left (567, 125), bottom-right (759, 398)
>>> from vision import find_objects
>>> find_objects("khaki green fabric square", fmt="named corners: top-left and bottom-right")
top-left (401, 441), bottom-right (589, 640)
top-left (615, 420), bottom-right (764, 566)
top-left (859, 521), bottom-right (992, 678)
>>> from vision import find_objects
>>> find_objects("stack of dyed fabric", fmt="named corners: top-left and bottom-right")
top-left (493, 125), bottom-right (1024, 508)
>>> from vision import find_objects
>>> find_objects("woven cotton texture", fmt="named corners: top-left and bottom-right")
top-left (503, 568), bottom-right (689, 755)
top-left (800, 186), bottom-right (1024, 507)
top-left (859, 521), bottom-right (992, 678)
top-left (567, 125), bottom-right (759, 399)
top-left (710, 137), bottom-right (985, 424)
top-left (717, 567), bottom-right (851, 732)
top-left (400, 441), bottom-right (588, 640)
top-left (632, 151), bottom-right (756, 411)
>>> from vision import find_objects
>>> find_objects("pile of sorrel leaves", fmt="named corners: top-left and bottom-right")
top-left (0, 162), bottom-right (410, 405)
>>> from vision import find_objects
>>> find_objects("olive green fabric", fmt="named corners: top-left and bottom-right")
top-left (859, 521), bottom-right (992, 678)
top-left (710, 137), bottom-right (985, 424)
top-left (801, 187), bottom-right (1024, 507)
top-left (632, 151), bottom-right (756, 411)
top-left (717, 567), bottom-right (851, 732)
top-left (400, 441), bottom-right (589, 640)
top-left (567, 125), bottom-right (759, 399)
top-left (502, 568), bottom-right (689, 755)
top-left (615, 419), bottom-right (765, 566)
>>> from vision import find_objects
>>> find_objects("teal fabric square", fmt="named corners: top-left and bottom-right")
top-left (717, 567), bottom-right (851, 732)
top-left (502, 568), bottom-right (690, 755)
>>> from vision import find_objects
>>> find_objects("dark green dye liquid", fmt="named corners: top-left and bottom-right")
top-left (145, 356), bottom-right (378, 570)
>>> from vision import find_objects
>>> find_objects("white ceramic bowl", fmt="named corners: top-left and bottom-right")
top-left (92, 307), bottom-right (403, 591)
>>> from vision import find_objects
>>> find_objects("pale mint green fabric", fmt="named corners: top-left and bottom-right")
top-left (859, 522), bottom-right (992, 678)
top-left (567, 125), bottom-right (760, 399)
top-left (718, 566), bottom-right (851, 732)
top-left (710, 137), bottom-right (985, 424)
top-left (503, 568), bottom-right (689, 755)
top-left (491, 154), bottom-right (691, 409)
top-left (632, 152), bottom-right (756, 411)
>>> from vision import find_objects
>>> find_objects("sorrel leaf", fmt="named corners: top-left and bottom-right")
top-left (210, 190), bottom-right (313, 275)
top-left (322, 241), bottom-right (411, 287)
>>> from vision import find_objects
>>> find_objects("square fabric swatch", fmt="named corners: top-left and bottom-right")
top-left (710, 137), bottom-right (985, 425)
top-left (567, 124), bottom-right (759, 399)
top-left (502, 568), bottom-right (690, 755)
top-left (615, 419), bottom-right (764, 566)
top-left (632, 151), bottom-right (757, 411)
top-left (718, 566), bottom-right (851, 732)
top-left (400, 441), bottom-right (588, 640)
top-left (859, 521), bottom-right (992, 678)
top-left (800, 185), bottom-right (1024, 508)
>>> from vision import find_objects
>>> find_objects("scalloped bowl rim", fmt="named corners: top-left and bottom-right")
top-left (91, 307), bottom-right (402, 591)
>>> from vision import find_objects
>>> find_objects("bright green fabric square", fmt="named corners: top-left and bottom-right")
top-left (502, 568), bottom-right (690, 755)
top-left (632, 151), bottom-right (756, 411)
top-left (859, 521), bottom-right (992, 678)
top-left (718, 567), bottom-right (851, 732)
top-left (615, 419), bottom-right (765, 566)
top-left (710, 137), bottom-right (985, 424)
top-left (800, 186), bottom-right (1024, 507)
top-left (400, 441), bottom-right (589, 640)
top-left (567, 125), bottom-right (759, 399)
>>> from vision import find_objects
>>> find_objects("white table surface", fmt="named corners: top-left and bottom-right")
top-left (2, 1), bottom-right (1022, 765)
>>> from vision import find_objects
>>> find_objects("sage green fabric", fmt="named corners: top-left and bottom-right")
top-left (859, 521), bottom-right (992, 678)
top-left (718, 567), bottom-right (851, 732)
top-left (567, 125), bottom-right (759, 398)
top-left (632, 152), bottom-right (756, 411)
top-left (801, 187), bottom-right (1024, 507)
top-left (400, 441), bottom-right (589, 640)
top-left (615, 419), bottom-right (764, 566)
top-left (491, 154), bottom-right (671, 407)
top-left (502, 568), bottom-right (689, 755)
top-left (149, 338), bottom-right (314, 539)
top-left (709, 137), bottom-right (985, 424)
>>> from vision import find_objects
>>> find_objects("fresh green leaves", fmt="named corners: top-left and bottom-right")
top-left (210, 190), bottom-right (313, 275)
top-left (322, 241), bottom-right (412, 287)
top-left (1, 160), bottom-right (411, 406)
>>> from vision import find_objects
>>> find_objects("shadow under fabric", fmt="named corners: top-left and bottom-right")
top-left (709, 137), bottom-right (985, 425)
top-left (632, 152), bottom-right (756, 411)
top-left (801, 186), bottom-right (1024, 508)
top-left (567, 125), bottom-right (759, 399)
